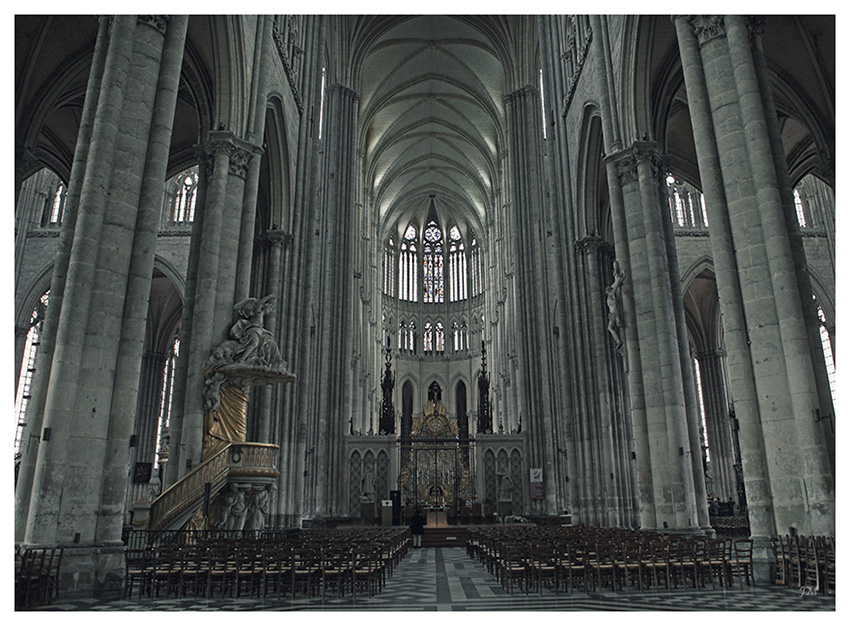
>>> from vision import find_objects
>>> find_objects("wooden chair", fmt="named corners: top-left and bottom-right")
top-left (617, 541), bottom-right (643, 592)
top-left (322, 545), bottom-right (354, 599)
top-left (787, 534), bottom-right (803, 588)
top-left (671, 539), bottom-right (700, 589)
top-left (803, 537), bottom-right (820, 593)
top-left (588, 541), bottom-right (618, 591)
top-left (528, 541), bottom-right (559, 593)
top-left (699, 538), bottom-right (728, 589)
top-left (727, 538), bottom-right (755, 588)
top-left (559, 541), bottom-right (589, 592)
top-left (771, 535), bottom-right (789, 586)
top-left (352, 544), bottom-right (381, 597)
top-left (643, 540), bottom-right (671, 590)
top-left (822, 537), bottom-right (835, 595)
top-left (499, 543), bottom-right (530, 594)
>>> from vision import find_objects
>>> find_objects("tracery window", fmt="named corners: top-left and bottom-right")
top-left (423, 322), bottom-right (433, 353)
top-left (423, 220), bottom-right (444, 303)
top-left (449, 225), bottom-right (467, 302)
top-left (399, 225), bottom-right (418, 302)
top-left (164, 166), bottom-right (198, 225)
top-left (666, 174), bottom-right (708, 229)
top-left (383, 238), bottom-right (395, 297)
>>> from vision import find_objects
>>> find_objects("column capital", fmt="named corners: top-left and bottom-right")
top-left (675, 15), bottom-right (727, 45)
top-left (202, 130), bottom-right (256, 180)
top-left (606, 142), bottom-right (665, 185)
top-left (137, 15), bottom-right (169, 35)
top-left (330, 82), bottom-right (359, 102)
top-left (504, 84), bottom-right (538, 104)
top-left (266, 228), bottom-right (293, 249)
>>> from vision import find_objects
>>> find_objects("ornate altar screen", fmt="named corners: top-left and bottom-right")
top-left (399, 399), bottom-right (474, 509)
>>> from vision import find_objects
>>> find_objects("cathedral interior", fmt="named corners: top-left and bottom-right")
top-left (13, 15), bottom-right (836, 607)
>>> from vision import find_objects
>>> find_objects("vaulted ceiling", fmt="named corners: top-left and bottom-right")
top-left (354, 16), bottom-right (510, 240)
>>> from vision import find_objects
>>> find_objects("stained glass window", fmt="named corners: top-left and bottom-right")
top-left (424, 321), bottom-right (433, 352)
top-left (435, 322), bottom-right (445, 353)
top-left (423, 220), bottom-right (444, 303)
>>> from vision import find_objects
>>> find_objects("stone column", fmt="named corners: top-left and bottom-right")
top-left (696, 349), bottom-right (737, 501)
top-left (606, 144), bottom-right (701, 532)
top-left (255, 229), bottom-right (287, 444)
top-left (504, 84), bottom-right (558, 514)
top-left (170, 131), bottom-right (255, 483)
top-left (674, 15), bottom-right (834, 537)
top-left (275, 14), bottom-right (326, 528)
top-left (15, 15), bottom-right (110, 543)
top-left (21, 16), bottom-right (188, 595)
top-left (311, 81), bottom-right (358, 516)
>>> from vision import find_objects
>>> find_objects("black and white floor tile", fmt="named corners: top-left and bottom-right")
top-left (36, 547), bottom-right (835, 612)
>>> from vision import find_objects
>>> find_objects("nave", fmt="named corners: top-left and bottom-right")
top-left (35, 547), bottom-right (834, 612)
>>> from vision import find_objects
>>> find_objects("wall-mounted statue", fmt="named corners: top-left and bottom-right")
top-left (606, 260), bottom-right (626, 355)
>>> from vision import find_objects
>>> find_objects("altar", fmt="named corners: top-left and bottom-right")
top-left (426, 507), bottom-right (448, 527)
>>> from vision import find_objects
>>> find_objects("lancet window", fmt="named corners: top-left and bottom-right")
top-left (449, 225), bottom-right (467, 302)
top-left (383, 238), bottom-right (395, 296)
top-left (399, 225), bottom-right (418, 302)
top-left (42, 180), bottom-right (66, 227)
top-left (469, 238), bottom-right (482, 297)
top-left (15, 290), bottom-right (49, 458)
top-left (164, 166), bottom-right (198, 225)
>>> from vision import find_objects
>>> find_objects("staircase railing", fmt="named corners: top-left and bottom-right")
top-left (148, 442), bottom-right (279, 531)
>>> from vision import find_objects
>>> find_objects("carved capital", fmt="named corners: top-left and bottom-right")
top-left (203, 131), bottom-right (255, 180)
top-left (607, 149), bottom-right (639, 185)
top-left (138, 15), bottom-right (169, 35)
top-left (746, 16), bottom-right (766, 38)
top-left (687, 15), bottom-right (727, 45)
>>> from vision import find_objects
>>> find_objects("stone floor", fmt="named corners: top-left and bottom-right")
top-left (37, 546), bottom-right (835, 612)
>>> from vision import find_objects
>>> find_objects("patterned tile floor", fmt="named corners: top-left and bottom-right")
top-left (37, 547), bottom-right (835, 612)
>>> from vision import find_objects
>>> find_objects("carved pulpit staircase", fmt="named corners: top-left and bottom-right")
top-left (147, 295), bottom-right (295, 532)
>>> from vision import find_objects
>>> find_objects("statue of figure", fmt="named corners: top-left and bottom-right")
top-left (201, 295), bottom-right (293, 459)
top-left (606, 260), bottom-right (626, 354)
top-left (147, 475), bottom-right (162, 501)
top-left (498, 475), bottom-right (513, 502)
top-left (229, 295), bottom-right (281, 366)
top-left (244, 486), bottom-right (270, 531)
top-left (217, 484), bottom-right (238, 529)
top-left (226, 487), bottom-right (249, 531)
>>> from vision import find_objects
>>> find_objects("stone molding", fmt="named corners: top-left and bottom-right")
top-left (272, 17), bottom-right (305, 115)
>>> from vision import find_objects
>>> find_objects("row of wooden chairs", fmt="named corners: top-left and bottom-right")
top-left (124, 527), bottom-right (410, 600)
top-left (467, 527), bottom-right (754, 594)
top-left (772, 534), bottom-right (835, 594)
top-left (14, 547), bottom-right (63, 610)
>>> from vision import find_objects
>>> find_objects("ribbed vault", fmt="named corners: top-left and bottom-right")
top-left (355, 15), bottom-right (507, 237)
